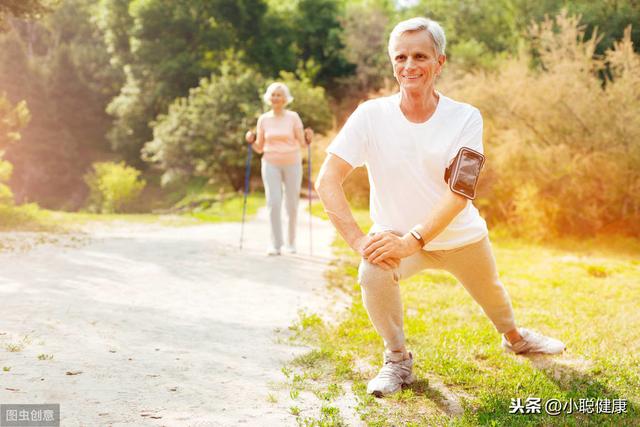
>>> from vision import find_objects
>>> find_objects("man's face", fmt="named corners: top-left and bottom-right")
top-left (389, 30), bottom-right (445, 91)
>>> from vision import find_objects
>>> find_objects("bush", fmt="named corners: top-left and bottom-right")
top-left (443, 12), bottom-right (640, 237)
top-left (279, 71), bottom-right (333, 134)
top-left (84, 161), bottom-right (146, 213)
top-left (0, 159), bottom-right (14, 206)
top-left (143, 56), bottom-right (265, 191)
top-left (143, 56), bottom-right (334, 191)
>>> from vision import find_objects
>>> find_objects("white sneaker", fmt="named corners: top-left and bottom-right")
top-left (367, 351), bottom-right (415, 397)
top-left (502, 328), bottom-right (566, 355)
top-left (284, 244), bottom-right (296, 254)
top-left (266, 246), bottom-right (281, 256)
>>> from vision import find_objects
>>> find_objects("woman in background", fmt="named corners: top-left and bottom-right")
top-left (246, 82), bottom-right (313, 255)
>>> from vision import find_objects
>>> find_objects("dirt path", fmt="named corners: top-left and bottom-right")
top-left (0, 204), bottom-right (356, 426)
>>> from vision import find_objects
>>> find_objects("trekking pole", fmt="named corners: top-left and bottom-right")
top-left (306, 128), bottom-right (313, 256)
top-left (240, 132), bottom-right (254, 250)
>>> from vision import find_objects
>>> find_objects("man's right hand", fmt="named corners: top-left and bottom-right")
top-left (245, 130), bottom-right (256, 144)
top-left (353, 234), bottom-right (400, 271)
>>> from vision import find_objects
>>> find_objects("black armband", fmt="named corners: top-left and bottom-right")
top-left (444, 147), bottom-right (485, 200)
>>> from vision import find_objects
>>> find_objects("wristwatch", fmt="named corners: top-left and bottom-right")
top-left (409, 226), bottom-right (425, 248)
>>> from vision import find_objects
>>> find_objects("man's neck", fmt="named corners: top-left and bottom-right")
top-left (399, 87), bottom-right (439, 123)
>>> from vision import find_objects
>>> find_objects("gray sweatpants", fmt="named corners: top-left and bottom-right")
top-left (261, 159), bottom-right (303, 249)
top-left (358, 236), bottom-right (517, 351)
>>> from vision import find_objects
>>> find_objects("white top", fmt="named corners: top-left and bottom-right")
top-left (327, 92), bottom-right (488, 250)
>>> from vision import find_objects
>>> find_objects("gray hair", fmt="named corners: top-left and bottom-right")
top-left (262, 82), bottom-right (294, 105)
top-left (388, 17), bottom-right (446, 56)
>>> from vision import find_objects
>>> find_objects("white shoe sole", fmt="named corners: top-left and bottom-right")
top-left (369, 373), bottom-right (416, 398)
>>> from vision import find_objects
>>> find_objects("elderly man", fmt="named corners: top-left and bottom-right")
top-left (315, 17), bottom-right (565, 397)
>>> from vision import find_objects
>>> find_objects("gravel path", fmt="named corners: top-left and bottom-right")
top-left (0, 204), bottom-right (358, 426)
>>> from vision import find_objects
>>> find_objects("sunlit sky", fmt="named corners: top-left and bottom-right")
top-left (395, 0), bottom-right (420, 8)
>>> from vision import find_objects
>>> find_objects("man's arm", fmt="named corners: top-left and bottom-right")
top-left (315, 154), bottom-right (399, 270)
top-left (363, 190), bottom-right (468, 264)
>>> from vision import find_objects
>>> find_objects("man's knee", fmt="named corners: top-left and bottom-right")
top-left (358, 260), bottom-right (398, 290)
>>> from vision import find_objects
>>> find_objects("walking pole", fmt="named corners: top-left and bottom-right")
top-left (306, 129), bottom-right (313, 256)
top-left (240, 133), bottom-right (254, 250)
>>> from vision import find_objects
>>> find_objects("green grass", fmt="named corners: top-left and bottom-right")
top-left (187, 193), bottom-right (264, 223)
top-left (0, 203), bottom-right (56, 231)
top-left (0, 192), bottom-right (266, 234)
top-left (286, 209), bottom-right (640, 426)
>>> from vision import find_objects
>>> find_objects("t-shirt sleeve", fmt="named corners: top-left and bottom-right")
top-left (292, 111), bottom-right (303, 131)
top-left (326, 104), bottom-right (369, 168)
top-left (446, 108), bottom-right (484, 165)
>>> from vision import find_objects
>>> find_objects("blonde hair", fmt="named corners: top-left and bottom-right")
top-left (262, 82), bottom-right (294, 105)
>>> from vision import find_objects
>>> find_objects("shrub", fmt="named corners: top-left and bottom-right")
top-left (143, 57), bottom-right (334, 191)
top-left (84, 161), bottom-right (146, 213)
top-left (443, 12), bottom-right (640, 237)
top-left (143, 56), bottom-right (265, 191)
top-left (279, 71), bottom-right (333, 134)
top-left (0, 158), bottom-right (14, 206)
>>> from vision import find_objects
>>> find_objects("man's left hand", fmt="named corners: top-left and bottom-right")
top-left (363, 232), bottom-right (422, 264)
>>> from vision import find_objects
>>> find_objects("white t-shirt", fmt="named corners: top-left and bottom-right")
top-left (327, 92), bottom-right (488, 250)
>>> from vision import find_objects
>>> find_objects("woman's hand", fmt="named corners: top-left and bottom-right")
top-left (245, 130), bottom-right (256, 144)
top-left (363, 232), bottom-right (422, 264)
top-left (304, 127), bottom-right (314, 145)
top-left (353, 234), bottom-right (401, 271)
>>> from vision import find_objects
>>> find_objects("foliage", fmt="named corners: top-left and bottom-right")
top-left (338, 1), bottom-right (393, 94)
top-left (143, 57), bottom-right (264, 191)
top-left (292, 0), bottom-right (354, 90)
top-left (0, 159), bottom-right (15, 206)
top-left (144, 58), bottom-right (332, 191)
top-left (0, 0), bottom-right (53, 31)
top-left (0, 0), bottom-right (120, 209)
top-left (83, 161), bottom-right (146, 213)
top-left (0, 95), bottom-right (29, 207)
top-left (0, 0), bottom-right (638, 227)
top-left (99, 0), bottom-right (271, 165)
top-left (0, 92), bottom-right (51, 230)
top-left (279, 71), bottom-right (333, 134)
top-left (0, 95), bottom-right (29, 150)
top-left (445, 12), bottom-right (640, 237)
top-left (405, 0), bottom-right (640, 74)
top-left (187, 193), bottom-right (265, 223)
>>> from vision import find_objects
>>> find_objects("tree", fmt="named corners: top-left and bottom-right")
top-left (293, 0), bottom-right (355, 90)
top-left (339, 1), bottom-right (393, 94)
top-left (143, 58), bottom-right (265, 190)
top-left (0, 96), bottom-right (29, 151)
top-left (143, 57), bottom-right (333, 191)
top-left (0, 0), bottom-right (119, 208)
top-left (0, 0), bottom-right (52, 30)
top-left (0, 94), bottom-right (30, 207)
top-left (100, 0), bottom-right (272, 166)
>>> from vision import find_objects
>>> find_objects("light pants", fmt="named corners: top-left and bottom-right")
top-left (358, 236), bottom-right (517, 351)
top-left (261, 159), bottom-right (303, 250)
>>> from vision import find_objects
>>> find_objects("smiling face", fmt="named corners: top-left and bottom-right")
top-left (269, 87), bottom-right (287, 109)
top-left (389, 29), bottom-right (445, 93)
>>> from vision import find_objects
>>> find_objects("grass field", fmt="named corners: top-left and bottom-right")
top-left (287, 207), bottom-right (640, 426)
top-left (0, 193), bottom-right (266, 232)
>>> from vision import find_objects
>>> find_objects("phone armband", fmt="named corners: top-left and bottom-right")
top-left (444, 147), bottom-right (485, 200)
